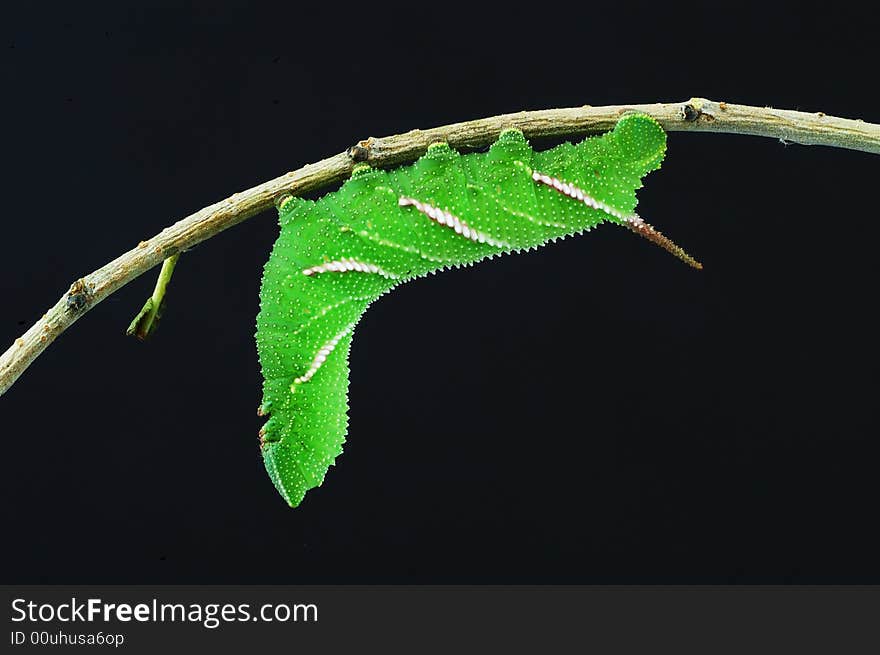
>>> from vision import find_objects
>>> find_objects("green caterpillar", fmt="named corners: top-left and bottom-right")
top-left (256, 112), bottom-right (699, 507)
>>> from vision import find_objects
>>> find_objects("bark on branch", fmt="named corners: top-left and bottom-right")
top-left (1, 98), bottom-right (878, 396)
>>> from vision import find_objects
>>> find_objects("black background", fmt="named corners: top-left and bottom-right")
top-left (1, 4), bottom-right (877, 584)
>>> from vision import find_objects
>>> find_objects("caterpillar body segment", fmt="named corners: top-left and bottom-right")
top-left (256, 113), bottom-right (697, 507)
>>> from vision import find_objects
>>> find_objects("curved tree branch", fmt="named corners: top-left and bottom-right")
top-left (2, 97), bottom-right (878, 397)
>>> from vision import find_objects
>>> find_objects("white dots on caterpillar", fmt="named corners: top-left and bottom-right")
top-left (302, 258), bottom-right (398, 279)
top-left (291, 323), bottom-right (355, 389)
top-left (398, 196), bottom-right (508, 248)
top-left (531, 171), bottom-right (627, 220)
top-left (354, 229), bottom-right (447, 263)
top-left (531, 171), bottom-right (702, 269)
top-left (291, 294), bottom-right (375, 337)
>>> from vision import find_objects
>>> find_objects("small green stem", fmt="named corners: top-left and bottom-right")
top-left (126, 254), bottom-right (180, 341)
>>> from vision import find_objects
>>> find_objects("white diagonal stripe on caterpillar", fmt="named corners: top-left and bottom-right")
top-left (302, 257), bottom-right (398, 279)
top-left (291, 322), bottom-right (356, 388)
top-left (531, 171), bottom-right (628, 220)
top-left (398, 196), bottom-right (508, 248)
top-left (530, 170), bottom-right (702, 269)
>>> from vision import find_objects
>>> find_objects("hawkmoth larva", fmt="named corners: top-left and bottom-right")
top-left (256, 112), bottom-right (700, 507)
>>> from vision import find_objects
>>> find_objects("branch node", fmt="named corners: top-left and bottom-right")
top-left (348, 137), bottom-right (376, 163)
top-left (681, 102), bottom-right (702, 122)
top-left (65, 279), bottom-right (91, 313)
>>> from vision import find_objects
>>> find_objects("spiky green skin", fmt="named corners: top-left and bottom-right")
top-left (256, 112), bottom-right (666, 507)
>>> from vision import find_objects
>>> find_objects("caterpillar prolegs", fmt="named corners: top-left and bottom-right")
top-left (255, 112), bottom-right (699, 507)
